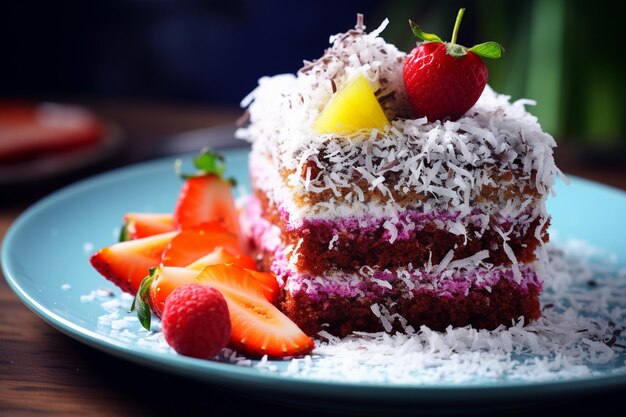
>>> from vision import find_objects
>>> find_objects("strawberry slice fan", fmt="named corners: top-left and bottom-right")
top-left (403, 8), bottom-right (504, 122)
top-left (142, 265), bottom-right (312, 358)
top-left (90, 148), bottom-right (313, 359)
top-left (90, 148), bottom-right (241, 296)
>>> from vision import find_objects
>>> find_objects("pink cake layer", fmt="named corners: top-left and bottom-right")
top-left (275, 256), bottom-right (543, 302)
top-left (244, 195), bottom-right (547, 277)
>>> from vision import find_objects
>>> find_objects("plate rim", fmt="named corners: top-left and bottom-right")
top-left (3, 148), bottom-right (626, 402)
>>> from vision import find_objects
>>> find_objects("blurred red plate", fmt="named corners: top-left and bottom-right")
top-left (0, 102), bottom-right (121, 184)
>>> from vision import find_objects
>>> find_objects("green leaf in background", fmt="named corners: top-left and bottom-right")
top-left (525, 0), bottom-right (565, 136)
top-left (469, 41), bottom-right (504, 59)
top-left (409, 20), bottom-right (443, 43)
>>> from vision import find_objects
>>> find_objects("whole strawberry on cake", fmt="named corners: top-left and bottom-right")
top-left (237, 10), bottom-right (562, 337)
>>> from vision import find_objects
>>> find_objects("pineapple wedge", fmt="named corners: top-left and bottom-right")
top-left (313, 75), bottom-right (390, 135)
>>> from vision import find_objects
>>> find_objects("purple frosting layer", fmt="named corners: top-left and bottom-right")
top-left (275, 259), bottom-right (543, 302)
top-left (244, 196), bottom-right (544, 301)
top-left (273, 204), bottom-right (538, 246)
top-left (294, 210), bottom-right (463, 242)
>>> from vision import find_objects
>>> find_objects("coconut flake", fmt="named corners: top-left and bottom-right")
top-left (328, 234), bottom-right (339, 250)
top-left (383, 220), bottom-right (398, 244)
top-left (432, 250), bottom-right (455, 275)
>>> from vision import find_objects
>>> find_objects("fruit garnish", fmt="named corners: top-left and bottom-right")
top-left (160, 223), bottom-right (241, 267)
top-left (186, 247), bottom-right (257, 271)
top-left (196, 264), bottom-right (314, 357)
top-left (148, 266), bottom-right (198, 319)
top-left (313, 74), bottom-right (390, 135)
top-left (149, 262), bottom-right (277, 319)
top-left (143, 265), bottom-right (309, 357)
top-left (120, 213), bottom-right (174, 241)
top-left (403, 8), bottom-right (504, 121)
top-left (244, 269), bottom-right (280, 303)
top-left (161, 284), bottom-right (231, 359)
top-left (173, 148), bottom-right (240, 235)
top-left (186, 247), bottom-right (279, 301)
top-left (130, 267), bottom-right (157, 329)
top-left (90, 231), bottom-right (177, 294)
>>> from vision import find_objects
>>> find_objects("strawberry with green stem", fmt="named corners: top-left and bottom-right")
top-left (173, 148), bottom-right (240, 237)
top-left (403, 8), bottom-right (504, 122)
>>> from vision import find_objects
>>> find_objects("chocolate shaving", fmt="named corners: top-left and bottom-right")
top-left (355, 13), bottom-right (364, 31)
top-left (377, 90), bottom-right (396, 105)
top-left (605, 335), bottom-right (617, 347)
top-left (300, 60), bottom-right (314, 74)
top-left (236, 110), bottom-right (250, 127)
top-left (331, 78), bottom-right (337, 94)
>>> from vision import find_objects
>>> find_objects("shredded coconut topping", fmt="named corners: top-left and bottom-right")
top-left (237, 18), bottom-right (562, 231)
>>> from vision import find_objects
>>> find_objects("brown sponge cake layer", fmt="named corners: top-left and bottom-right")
top-left (251, 192), bottom-right (549, 275)
top-left (278, 279), bottom-right (542, 338)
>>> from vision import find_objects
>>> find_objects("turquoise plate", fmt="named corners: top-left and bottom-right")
top-left (3, 147), bottom-right (626, 405)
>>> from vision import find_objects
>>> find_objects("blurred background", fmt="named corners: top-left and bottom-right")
top-left (0, 0), bottom-right (625, 191)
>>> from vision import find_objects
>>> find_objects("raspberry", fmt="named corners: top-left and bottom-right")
top-left (162, 284), bottom-right (231, 359)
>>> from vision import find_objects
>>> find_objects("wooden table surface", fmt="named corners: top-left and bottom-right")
top-left (1, 101), bottom-right (625, 417)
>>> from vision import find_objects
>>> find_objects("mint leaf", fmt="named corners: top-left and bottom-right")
top-left (468, 42), bottom-right (504, 59)
top-left (409, 20), bottom-right (443, 43)
top-left (130, 269), bottom-right (156, 331)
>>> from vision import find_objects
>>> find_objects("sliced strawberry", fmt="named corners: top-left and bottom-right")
top-left (149, 266), bottom-right (199, 318)
top-left (90, 231), bottom-right (177, 294)
top-left (186, 247), bottom-right (257, 271)
top-left (244, 270), bottom-right (280, 303)
top-left (149, 262), bottom-right (278, 316)
top-left (123, 213), bottom-right (174, 240)
top-left (150, 245), bottom-right (257, 318)
top-left (161, 223), bottom-right (241, 267)
top-left (173, 175), bottom-right (240, 235)
top-left (186, 249), bottom-right (277, 302)
top-left (196, 264), bottom-right (314, 357)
